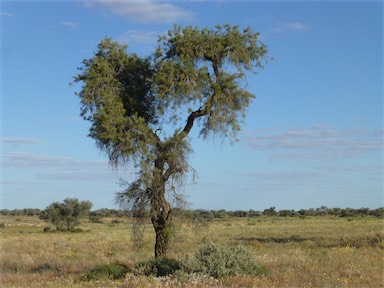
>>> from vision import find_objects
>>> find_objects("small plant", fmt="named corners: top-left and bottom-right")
top-left (80, 262), bottom-right (128, 281)
top-left (89, 215), bottom-right (103, 224)
top-left (33, 263), bottom-right (61, 273)
top-left (132, 257), bottom-right (181, 277)
top-left (111, 219), bottom-right (123, 224)
top-left (182, 242), bottom-right (268, 278)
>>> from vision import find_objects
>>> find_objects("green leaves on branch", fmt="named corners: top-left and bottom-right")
top-left (74, 38), bottom-right (157, 168)
top-left (154, 24), bottom-right (268, 140)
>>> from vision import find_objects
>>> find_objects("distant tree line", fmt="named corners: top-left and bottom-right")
top-left (1, 206), bottom-right (383, 218)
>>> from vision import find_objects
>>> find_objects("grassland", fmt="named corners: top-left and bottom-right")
top-left (0, 215), bottom-right (383, 287)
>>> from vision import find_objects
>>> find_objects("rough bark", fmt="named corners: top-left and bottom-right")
top-left (152, 207), bottom-right (172, 258)
top-left (150, 155), bottom-right (172, 258)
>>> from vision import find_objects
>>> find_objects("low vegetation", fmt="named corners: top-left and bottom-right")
top-left (0, 212), bottom-right (383, 287)
top-left (2, 206), bottom-right (383, 218)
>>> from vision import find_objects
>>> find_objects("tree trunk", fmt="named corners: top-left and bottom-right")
top-left (153, 213), bottom-right (172, 257)
top-left (151, 156), bottom-right (172, 258)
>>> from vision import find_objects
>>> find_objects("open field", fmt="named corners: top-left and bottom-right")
top-left (1, 215), bottom-right (383, 287)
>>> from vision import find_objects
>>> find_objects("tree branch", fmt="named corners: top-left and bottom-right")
top-left (181, 108), bottom-right (209, 137)
top-left (162, 166), bottom-right (183, 183)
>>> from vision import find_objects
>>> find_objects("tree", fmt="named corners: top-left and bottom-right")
top-left (41, 198), bottom-right (93, 230)
top-left (263, 207), bottom-right (277, 216)
top-left (73, 24), bottom-right (268, 257)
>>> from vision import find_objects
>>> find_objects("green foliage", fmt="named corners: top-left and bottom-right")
top-left (33, 262), bottom-right (61, 273)
top-left (132, 257), bottom-right (182, 277)
top-left (89, 215), bottom-right (103, 224)
top-left (182, 243), bottom-right (268, 278)
top-left (154, 24), bottom-right (268, 139)
top-left (41, 198), bottom-right (93, 230)
top-left (80, 263), bottom-right (128, 281)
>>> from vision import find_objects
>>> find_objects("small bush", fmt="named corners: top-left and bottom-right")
top-left (111, 219), bottom-right (123, 224)
top-left (132, 257), bottom-right (181, 277)
top-left (182, 243), bottom-right (268, 278)
top-left (89, 216), bottom-right (103, 224)
top-left (33, 263), bottom-right (61, 273)
top-left (80, 263), bottom-right (128, 281)
top-left (69, 227), bottom-right (87, 233)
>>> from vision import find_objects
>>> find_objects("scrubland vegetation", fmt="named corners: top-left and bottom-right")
top-left (1, 211), bottom-right (383, 287)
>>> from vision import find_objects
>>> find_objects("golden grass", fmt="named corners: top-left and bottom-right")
top-left (0, 215), bottom-right (383, 287)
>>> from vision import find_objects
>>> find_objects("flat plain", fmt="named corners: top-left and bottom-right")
top-left (0, 215), bottom-right (383, 287)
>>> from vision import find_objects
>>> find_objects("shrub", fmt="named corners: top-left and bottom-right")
top-left (132, 257), bottom-right (181, 277)
top-left (89, 215), bottom-right (103, 224)
top-left (41, 198), bottom-right (93, 230)
top-left (80, 263), bottom-right (128, 281)
top-left (33, 263), bottom-right (61, 273)
top-left (182, 243), bottom-right (268, 278)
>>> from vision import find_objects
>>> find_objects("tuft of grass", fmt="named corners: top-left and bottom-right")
top-left (80, 262), bottom-right (128, 281)
top-left (32, 263), bottom-right (61, 273)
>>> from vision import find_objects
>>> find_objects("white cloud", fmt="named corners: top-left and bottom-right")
top-left (1, 12), bottom-right (14, 17)
top-left (1, 152), bottom-right (105, 169)
top-left (0, 137), bottom-right (43, 146)
top-left (1, 152), bottom-right (136, 179)
top-left (272, 22), bottom-right (311, 33)
top-left (61, 21), bottom-right (80, 28)
top-left (241, 126), bottom-right (383, 160)
top-left (85, 0), bottom-right (193, 23)
top-left (118, 30), bottom-right (160, 45)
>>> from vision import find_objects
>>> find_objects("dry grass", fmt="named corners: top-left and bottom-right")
top-left (0, 215), bottom-right (383, 287)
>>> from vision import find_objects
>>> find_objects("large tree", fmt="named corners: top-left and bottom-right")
top-left (73, 24), bottom-right (268, 257)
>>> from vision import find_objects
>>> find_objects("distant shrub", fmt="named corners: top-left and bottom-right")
top-left (68, 227), bottom-right (88, 233)
top-left (89, 215), bottom-right (103, 224)
top-left (80, 263), bottom-right (128, 281)
top-left (43, 227), bottom-right (51, 232)
top-left (40, 198), bottom-right (93, 230)
top-left (182, 243), bottom-right (268, 278)
top-left (33, 262), bottom-right (61, 273)
top-left (111, 219), bottom-right (123, 224)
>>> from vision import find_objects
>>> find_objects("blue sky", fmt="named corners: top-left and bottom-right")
top-left (1, 1), bottom-right (382, 211)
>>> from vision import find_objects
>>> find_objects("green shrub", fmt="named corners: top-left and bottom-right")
top-left (182, 243), bottom-right (268, 278)
top-left (111, 219), bottom-right (123, 224)
top-left (33, 262), bottom-right (61, 273)
top-left (41, 198), bottom-right (93, 230)
top-left (132, 257), bottom-right (181, 277)
top-left (80, 262), bottom-right (128, 281)
top-left (89, 215), bottom-right (103, 224)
